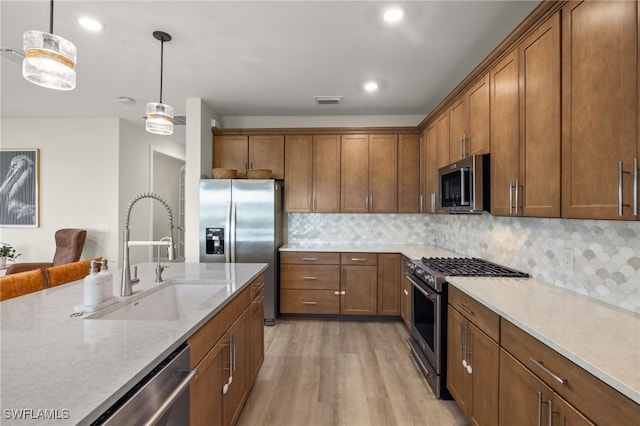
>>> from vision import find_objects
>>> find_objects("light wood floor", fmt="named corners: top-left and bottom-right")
top-left (237, 319), bottom-right (468, 426)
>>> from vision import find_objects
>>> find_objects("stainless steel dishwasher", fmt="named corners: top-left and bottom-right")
top-left (92, 343), bottom-right (196, 425)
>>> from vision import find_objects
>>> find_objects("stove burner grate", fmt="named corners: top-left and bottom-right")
top-left (419, 257), bottom-right (529, 278)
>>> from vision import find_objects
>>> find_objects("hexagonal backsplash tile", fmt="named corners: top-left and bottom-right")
top-left (287, 213), bottom-right (640, 313)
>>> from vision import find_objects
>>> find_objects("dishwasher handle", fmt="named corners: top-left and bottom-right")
top-left (144, 369), bottom-right (197, 426)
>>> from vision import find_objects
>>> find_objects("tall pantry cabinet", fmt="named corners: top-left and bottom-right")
top-left (561, 0), bottom-right (638, 220)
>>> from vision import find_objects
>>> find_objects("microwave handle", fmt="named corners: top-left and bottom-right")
top-left (460, 168), bottom-right (467, 206)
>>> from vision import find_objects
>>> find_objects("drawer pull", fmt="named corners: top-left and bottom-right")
top-left (351, 258), bottom-right (368, 262)
top-left (303, 301), bottom-right (318, 305)
top-left (302, 276), bottom-right (318, 280)
top-left (302, 257), bottom-right (318, 261)
top-left (403, 289), bottom-right (409, 296)
top-left (334, 291), bottom-right (346, 295)
top-left (529, 358), bottom-right (567, 385)
top-left (457, 303), bottom-right (474, 316)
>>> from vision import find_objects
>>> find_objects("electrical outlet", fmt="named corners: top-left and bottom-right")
top-left (97, 224), bottom-right (110, 233)
top-left (561, 248), bottom-right (574, 271)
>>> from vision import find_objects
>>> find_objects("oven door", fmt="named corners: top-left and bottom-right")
top-left (408, 275), bottom-right (442, 374)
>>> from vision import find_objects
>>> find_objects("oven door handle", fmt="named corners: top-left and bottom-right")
top-left (407, 275), bottom-right (435, 300)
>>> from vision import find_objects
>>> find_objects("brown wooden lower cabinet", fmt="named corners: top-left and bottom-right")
top-left (280, 251), bottom-right (403, 318)
top-left (447, 301), bottom-right (499, 426)
top-left (188, 275), bottom-right (264, 426)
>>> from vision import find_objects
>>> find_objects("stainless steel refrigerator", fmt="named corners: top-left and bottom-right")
top-left (199, 179), bottom-right (283, 325)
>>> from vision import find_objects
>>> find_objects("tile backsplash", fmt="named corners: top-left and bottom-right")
top-left (287, 213), bottom-right (640, 313)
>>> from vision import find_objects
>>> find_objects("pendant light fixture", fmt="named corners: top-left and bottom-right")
top-left (23, 0), bottom-right (77, 90)
top-left (146, 31), bottom-right (174, 136)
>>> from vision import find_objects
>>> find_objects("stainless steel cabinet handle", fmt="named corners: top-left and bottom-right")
top-left (303, 301), bottom-right (318, 305)
top-left (459, 324), bottom-right (464, 357)
top-left (351, 258), bottom-right (368, 262)
top-left (634, 158), bottom-right (638, 216)
top-left (461, 324), bottom-right (467, 368)
top-left (515, 178), bottom-right (519, 215)
top-left (302, 276), bottom-right (318, 280)
top-left (546, 400), bottom-right (552, 426)
top-left (509, 180), bottom-right (513, 215)
top-left (618, 161), bottom-right (624, 216)
top-left (537, 391), bottom-right (543, 426)
top-left (365, 196), bottom-right (369, 211)
top-left (420, 194), bottom-right (424, 213)
top-left (457, 303), bottom-right (474, 316)
top-left (463, 134), bottom-right (467, 159)
top-left (529, 357), bottom-right (567, 385)
top-left (370, 195), bottom-right (373, 211)
top-left (403, 289), bottom-right (409, 296)
top-left (334, 291), bottom-right (341, 295)
top-left (431, 193), bottom-right (436, 213)
top-left (302, 257), bottom-right (318, 261)
top-left (143, 369), bottom-right (197, 426)
top-left (460, 135), bottom-right (465, 160)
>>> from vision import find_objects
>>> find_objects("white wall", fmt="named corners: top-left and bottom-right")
top-left (0, 118), bottom-right (185, 268)
top-left (221, 114), bottom-right (425, 128)
top-left (1, 118), bottom-right (119, 263)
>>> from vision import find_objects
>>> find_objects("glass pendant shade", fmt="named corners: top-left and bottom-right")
top-left (22, 30), bottom-right (76, 90)
top-left (146, 102), bottom-right (174, 135)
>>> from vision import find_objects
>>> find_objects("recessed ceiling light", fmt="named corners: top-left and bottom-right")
top-left (383, 7), bottom-right (404, 23)
top-left (364, 81), bottom-right (379, 92)
top-left (78, 17), bottom-right (103, 32)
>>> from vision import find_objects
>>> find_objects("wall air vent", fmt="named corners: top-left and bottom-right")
top-left (314, 96), bottom-right (343, 105)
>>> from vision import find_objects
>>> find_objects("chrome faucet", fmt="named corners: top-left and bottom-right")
top-left (121, 192), bottom-right (176, 296)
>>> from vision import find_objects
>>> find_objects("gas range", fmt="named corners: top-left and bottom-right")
top-left (407, 257), bottom-right (529, 292)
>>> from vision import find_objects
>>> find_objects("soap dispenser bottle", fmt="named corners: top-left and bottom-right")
top-left (98, 258), bottom-right (113, 302)
top-left (83, 260), bottom-right (104, 307)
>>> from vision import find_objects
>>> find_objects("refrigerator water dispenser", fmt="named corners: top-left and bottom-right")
top-left (205, 227), bottom-right (224, 255)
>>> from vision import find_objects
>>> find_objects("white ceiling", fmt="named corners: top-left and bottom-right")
top-left (1, 0), bottom-right (539, 143)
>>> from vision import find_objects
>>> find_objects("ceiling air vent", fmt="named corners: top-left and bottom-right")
top-left (314, 96), bottom-right (343, 105)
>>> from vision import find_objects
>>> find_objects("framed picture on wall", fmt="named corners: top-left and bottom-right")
top-left (0, 149), bottom-right (39, 227)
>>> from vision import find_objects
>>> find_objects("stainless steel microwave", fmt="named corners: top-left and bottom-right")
top-left (438, 154), bottom-right (489, 213)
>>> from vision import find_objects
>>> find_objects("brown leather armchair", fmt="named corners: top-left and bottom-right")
top-left (6, 228), bottom-right (87, 275)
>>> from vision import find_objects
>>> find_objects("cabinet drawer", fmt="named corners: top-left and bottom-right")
top-left (280, 289), bottom-right (340, 314)
top-left (188, 285), bottom-right (250, 368)
top-left (249, 274), bottom-right (265, 301)
top-left (340, 253), bottom-right (377, 265)
top-left (280, 252), bottom-right (340, 265)
top-left (449, 285), bottom-right (500, 342)
top-left (280, 265), bottom-right (340, 290)
top-left (501, 319), bottom-right (640, 426)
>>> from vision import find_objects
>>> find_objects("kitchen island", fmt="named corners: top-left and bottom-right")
top-left (0, 262), bottom-right (267, 425)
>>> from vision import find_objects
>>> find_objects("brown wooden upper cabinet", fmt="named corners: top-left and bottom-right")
top-left (214, 135), bottom-right (284, 179)
top-left (449, 73), bottom-right (490, 162)
top-left (284, 134), bottom-right (341, 212)
top-left (341, 134), bottom-right (397, 213)
top-left (397, 134), bottom-right (421, 213)
top-left (561, 0), bottom-right (638, 220)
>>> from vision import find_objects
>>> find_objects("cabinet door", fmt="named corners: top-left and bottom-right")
top-left (419, 128), bottom-right (429, 213)
top-left (284, 135), bottom-right (312, 212)
top-left (248, 135), bottom-right (285, 179)
top-left (377, 253), bottom-right (400, 316)
top-left (369, 134), bottom-right (397, 212)
top-left (520, 12), bottom-right (561, 218)
top-left (449, 96), bottom-right (467, 162)
top-left (425, 123), bottom-right (438, 213)
top-left (341, 134), bottom-right (369, 212)
top-left (490, 49), bottom-right (520, 216)
top-left (190, 339), bottom-right (225, 426)
top-left (468, 323), bottom-right (499, 426)
top-left (499, 349), bottom-right (554, 426)
top-left (447, 306), bottom-right (471, 417)
top-left (340, 265), bottom-right (377, 315)
top-left (466, 73), bottom-right (490, 156)
top-left (398, 134), bottom-right (420, 213)
top-left (554, 394), bottom-right (595, 426)
top-left (313, 135), bottom-right (341, 212)
top-left (435, 110), bottom-right (451, 213)
top-left (248, 291), bottom-right (264, 387)
top-left (223, 310), bottom-right (249, 426)
top-left (561, 0), bottom-right (637, 220)
top-left (214, 136), bottom-right (248, 177)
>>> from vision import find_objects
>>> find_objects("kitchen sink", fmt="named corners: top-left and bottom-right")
top-left (85, 279), bottom-right (230, 321)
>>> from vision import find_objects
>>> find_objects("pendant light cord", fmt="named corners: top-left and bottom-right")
top-left (159, 38), bottom-right (164, 103)
top-left (49, 0), bottom-right (54, 33)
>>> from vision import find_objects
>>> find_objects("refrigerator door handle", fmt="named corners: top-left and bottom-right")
top-left (224, 201), bottom-right (232, 263)
top-left (230, 202), bottom-right (237, 263)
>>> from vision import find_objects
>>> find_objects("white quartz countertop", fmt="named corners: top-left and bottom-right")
top-left (280, 243), bottom-right (459, 260)
top-left (447, 276), bottom-right (640, 405)
top-left (0, 262), bottom-right (268, 425)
